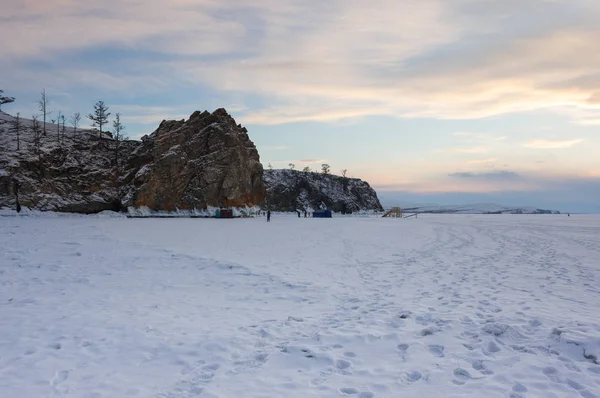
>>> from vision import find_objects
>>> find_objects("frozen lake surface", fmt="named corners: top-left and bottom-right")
top-left (1, 213), bottom-right (599, 397)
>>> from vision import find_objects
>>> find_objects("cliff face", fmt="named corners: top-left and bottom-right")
top-left (121, 108), bottom-right (265, 211)
top-left (263, 169), bottom-right (384, 213)
top-left (0, 109), bottom-right (265, 213)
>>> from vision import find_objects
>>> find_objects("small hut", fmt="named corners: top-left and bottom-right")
top-left (313, 210), bottom-right (332, 218)
top-left (215, 208), bottom-right (234, 218)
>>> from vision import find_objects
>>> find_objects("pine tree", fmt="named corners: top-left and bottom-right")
top-left (60, 114), bottom-right (66, 145)
top-left (112, 113), bottom-right (127, 176)
top-left (0, 89), bottom-right (15, 110)
top-left (87, 101), bottom-right (110, 138)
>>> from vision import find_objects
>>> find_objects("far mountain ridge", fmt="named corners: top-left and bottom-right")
top-left (380, 201), bottom-right (561, 215)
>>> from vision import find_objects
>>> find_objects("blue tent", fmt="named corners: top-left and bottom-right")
top-left (313, 210), bottom-right (332, 218)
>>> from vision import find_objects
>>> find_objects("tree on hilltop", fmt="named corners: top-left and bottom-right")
top-left (70, 112), bottom-right (81, 138)
top-left (31, 115), bottom-right (43, 164)
top-left (87, 101), bottom-right (111, 138)
top-left (0, 89), bottom-right (15, 110)
top-left (112, 112), bottom-right (127, 168)
top-left (10, 112), bottom-right (22, 151)
top-left (38, 89), bottom-right (51, 136)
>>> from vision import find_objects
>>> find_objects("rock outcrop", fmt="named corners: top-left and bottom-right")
top-left (263, 169), bottom-right (384, 213)
top-left (0, 109), bottom-right (265, 213)
top-left (121, 109), bottom-right (265, 211)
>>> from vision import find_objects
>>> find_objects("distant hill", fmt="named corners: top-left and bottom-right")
top-left (381, 201), bottom-right (561, 214)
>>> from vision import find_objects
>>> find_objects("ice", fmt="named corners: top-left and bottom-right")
top-left (1, 213), bottom-right (599, 397)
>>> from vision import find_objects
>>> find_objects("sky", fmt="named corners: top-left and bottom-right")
top-left (1, 0), bottom-right (599, 212)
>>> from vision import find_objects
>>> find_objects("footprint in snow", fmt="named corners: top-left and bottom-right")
top-left (420, 327), bottom-right (440, 336)
top-left (428, 344), bottom-right (445, 357)
top-left (484, 341), bottom-right (502, 355)
top-left (472, 360), bottom-right (493, 375)
top-left (542, 366), bottom-right (561, 383)
top-left (452, 368), bottom-right (473, 385)
top-left (512, 382), bottom-right (527, 393)
top-left (404, 370), bottom-right (422, 382)
top-left (49, 343), bottom-right (62, 350)
top-left (51, 370), bottom-right (68, 386)
top-left (588, 366), bottom-right (600, 374)
top-left (336, 359), bottom-right (352, 370)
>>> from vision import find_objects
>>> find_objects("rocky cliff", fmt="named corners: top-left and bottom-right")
top-left (0, 109), bottom-right (265, 213)
top-left (263, 169), bottom-right (384, 213)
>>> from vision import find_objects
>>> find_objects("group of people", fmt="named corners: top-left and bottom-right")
top-left (264, 209), bottom-right (310, 222)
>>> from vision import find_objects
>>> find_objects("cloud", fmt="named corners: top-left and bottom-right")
top-left (468, 158), bottom-right (497, 164)
top-left (448, 170), bottom-right (521, 179)
top-left (261, 145), bottom-right (290, 150)
top-left (522, 139), bottom-right (584, 149)
top-left (298, 159), bottom-right (327, 164)
top-left (3, 0), bottom-right (600, 129)
top-left (0, 0), bottom-right (244, 58)
top-left (434, 147), bottom-right (489, 154)
top-left (452, 132), bottom-right (476, 137)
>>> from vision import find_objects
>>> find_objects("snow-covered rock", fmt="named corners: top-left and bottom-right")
top-left (263, 169), bottom-right (383, 213)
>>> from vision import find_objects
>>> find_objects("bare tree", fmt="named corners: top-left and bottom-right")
top-left (11, 112), bottom-right (22, 151)
top-left (31, 115), bottom-right (42, 163)
top-left (112, 113), bottom-right (127, 174)
top-left (70, 112), bottom-right (81, 138)
top-left (60, 114), bottom-right (66, 145)
top-left (302, 166), bottom-right (311, 173)
top-left (38, 89), bottom-right (51, 136)
top-left (321, 163), bottom-right (330, 174)
top-left (341, 169), bottom-right (347, 178)
top-left (0, 89), bottom-right (15, 110)
top-left (55, 111), bottom-right (62, 144)
top-left (288, 163), bottom-right (295, 170)
top-left (87, 100), bottom-right (110, 138)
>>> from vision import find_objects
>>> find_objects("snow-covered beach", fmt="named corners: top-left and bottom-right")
top-left (1, 214), bottom-right (599, 397)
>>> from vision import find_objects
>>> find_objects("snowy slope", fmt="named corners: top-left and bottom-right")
top-left (0, 111), bottom-right (136, 212)
top-left (1, 214), bottom-right (599, 397)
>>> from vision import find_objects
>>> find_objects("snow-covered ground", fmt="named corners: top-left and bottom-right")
top-left (1, 213), bottom-right (599, 398)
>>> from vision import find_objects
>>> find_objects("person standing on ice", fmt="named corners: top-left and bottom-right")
top-left (267, 210), bottom-right (271, 222)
